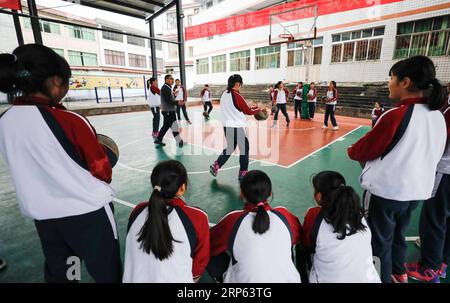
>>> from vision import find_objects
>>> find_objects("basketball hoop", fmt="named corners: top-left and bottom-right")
top-left (278, 33), bottom-right (295, 43)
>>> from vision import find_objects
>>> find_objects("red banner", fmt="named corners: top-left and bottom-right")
top-left (0, 0), bottom-right (21, 10)
top-left (185, 0), bottom-right (402, 41)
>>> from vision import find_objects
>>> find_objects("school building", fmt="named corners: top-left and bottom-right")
top-left (187, 0), bottom-right (450, 86)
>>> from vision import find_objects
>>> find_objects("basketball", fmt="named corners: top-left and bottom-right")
top-left (98, 134), bottom-right (119, 167)
top-left (254, 108), bottom-right (268, 120)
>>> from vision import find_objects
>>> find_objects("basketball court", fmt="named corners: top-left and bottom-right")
top-left (0, 107), bottom-right (441, 282)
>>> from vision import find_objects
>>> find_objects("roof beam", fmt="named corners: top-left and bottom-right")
top-left (80, 1), bottom-right (145, 19)
top-left (140, 0), bottom-right (166, 7)
top-left (145, 0), bottom-right (175, 21)
top-left (104, 0), bottom-right (155, 14)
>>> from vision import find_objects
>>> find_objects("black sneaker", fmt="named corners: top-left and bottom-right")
top-left (286, 121), bottom-right (290, 127)
top-left (154, 140), bottom-right (166, 147)
top-left (187, 120), bottom-right (192, 124)
top-left (0, 259), bottom-right (6, 271)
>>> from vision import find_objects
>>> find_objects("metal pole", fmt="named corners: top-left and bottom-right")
top-left (149, 21), bottom-right (158, 79)
top-left (108, 87), bottom-right (112, 103)
top-left (95, 87), bottom-right (99, 104)
top-left (27, 0), bottom-right (42, 44)
top-left (12, 10), bottom-right (24, 45)
top-left (176, 0), bottom-right (186, 86)
top-left (143, 75), bottom-right (148, 99)
top-left (121, 87), bottom-right (124, 102)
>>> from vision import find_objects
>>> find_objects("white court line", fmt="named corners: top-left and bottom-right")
top-left (286, 125), bottom-right (364, 168)
top-left (113, 198), bottom-right (216, 227)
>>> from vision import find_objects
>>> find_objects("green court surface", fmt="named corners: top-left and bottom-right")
top-left (0, 109), bottom-right (446, 283)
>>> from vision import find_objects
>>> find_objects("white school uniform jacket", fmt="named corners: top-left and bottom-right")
top-left (201, 89), bottom-right (210, 102)
top-left (148, 84), bottom-right (161, 107)
top-left (175, 85), bottom-right (187, 103)
top-left (302, 207), bottom-right (380, 283)
top-left (209, 203), bottom-right (302, 283)
top-left (307, 88), bottom-right (317, 103)
top-left (273, 88), bottom-right (289, 104)
top-left (437, 106), bottom-right (450, 175)
top-left (348, 98), bottom-right (446, 201)
top-left (325, 88), bottom-right (338, 105)
top-left (0, 97), bottom-right (116, 222)
top-left (123, 197), bottom-right (210, 283)
top-left (220, 90), bottom-right (260, 128)
top-left (293, 87), bottom-right (303, 100)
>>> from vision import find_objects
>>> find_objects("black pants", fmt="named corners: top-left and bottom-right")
top-left (308, 102), bottom-right (316, 119)
top-left (203, 102), bottom-right (213, 114)
top-left (176, 104), bottom-right (190, 121)
top-left (157, 111), bottom-right (181, 143)
top-left (274, 104), bottom-right (290, 123)
top-left (216, 127), bottom-right (249, 171)
top-left (294, 99), bottom-right (302, 117)
top-left (150, 106), bottom-right (160, 133)
top-left (419, 173), bottom-right (450, 270)
top-left (34, 204), bottom-right (121, 283)
top-left (324, 104), bottom-right (337, 127)
top-left (367, 193), bottom-right (419, 283)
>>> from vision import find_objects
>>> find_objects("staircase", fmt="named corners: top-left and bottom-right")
top-left (188, 84), bottom-right (391, 119)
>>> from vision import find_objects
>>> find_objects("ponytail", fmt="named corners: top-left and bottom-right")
top-left (430, 78), bottom-right (446, 110)
top-left (138, 188), bottom-right (177, 260)
top-left (389, 55), bottom-right (444, 110)
top-left (240, 170), bottom-right (272, 235)
top-left (323, 185), bottom-right (366, 240)
top-left (137, 160), bottom-right (187, 260)
top-left (253, 202), bottom-right (270, 234)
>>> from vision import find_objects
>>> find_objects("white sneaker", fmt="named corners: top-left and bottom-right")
top-left (332, 126), bottom-right (339, 131)
top-left (322, 125), bottom-right (328, 129)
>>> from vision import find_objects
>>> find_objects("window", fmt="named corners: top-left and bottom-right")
top-left (230, 50), bottom-right (250, 71)
top-left (157, 58), bottom-right (164, 71)
top-left (212, 54), bottom-right (226, 73)
top-left (104, 49), bottom-right (125, 66)
top-left (24, 19), bottom-right (60, 34)
top-left (129, 53), bottom-right (147, 68)
top-left (167, 13), bottom-right (177, 30)
top-left (394, 15), bottom-right (450, 59)
top-left (168, 44), bottom-right (178, 59)
top-left (331, 26), bottom-right (384, 63)
top-left (255, 46), bottom-right (280, 69)
top-left (312, 37), bottom-right (323, 65)
top-left (155, 40), bottom-right (163, 50)
top-left (188, 46), bottom-right (194, 57)
top-left (67, 26), bottom-right (95, 41)
top-left (68, 51), bottom-right (97, 66)
top-left (206, 0), bottom-right (213, 9)
top-left (52, 48), bottom-right (64, 58)
top-left (331, 44), bottom-right (342, 63)
top-left (102, 27), bottom-right (124, 42)
top-left (287, 42), bottom-right (310, 66)
top-left (194, 8), bottom-right (200, 15)
top-left (127, 36), bottom-right (146, 47)
top-left (196, 58), bottom-right (209, 74)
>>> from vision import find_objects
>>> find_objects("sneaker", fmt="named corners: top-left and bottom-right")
top-left (437, 263), bottom-right (447, 279)
top-left (0, 259), bottom-right (6, 271)
top-left (178, 140), bottom-right (184, 148)
top-left (286, 121), bottom-right (290, 127)
top-left (332, 126), bottom-right (339, 131)
top-left (392, 273), bottom-right (409, 283)
top-left (187, 120), bottom-right (192, 125)
top-left (238, 170), bottom-right (248, 181)
top-left (210, 161), bottom-right (219, 177)
top-left (322, 125), bottom-right (328, 129)
top-left (154, 140), bottom-right (166, 147)
top-left (406, 262), bottom-right (440, 283)
top-left (295, 115), bottom-right (298, 119)
top-left (271, 123), bottom-right (277, 128)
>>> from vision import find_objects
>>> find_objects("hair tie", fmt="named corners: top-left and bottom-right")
top-left (154, 185), bottom-right (162, 192)
top-left (16, 70), bottom-right (31, 79)
top-left (256, 202), bottom-right (265, 208)
top-left (11, 54), bottom-right (17, 62)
